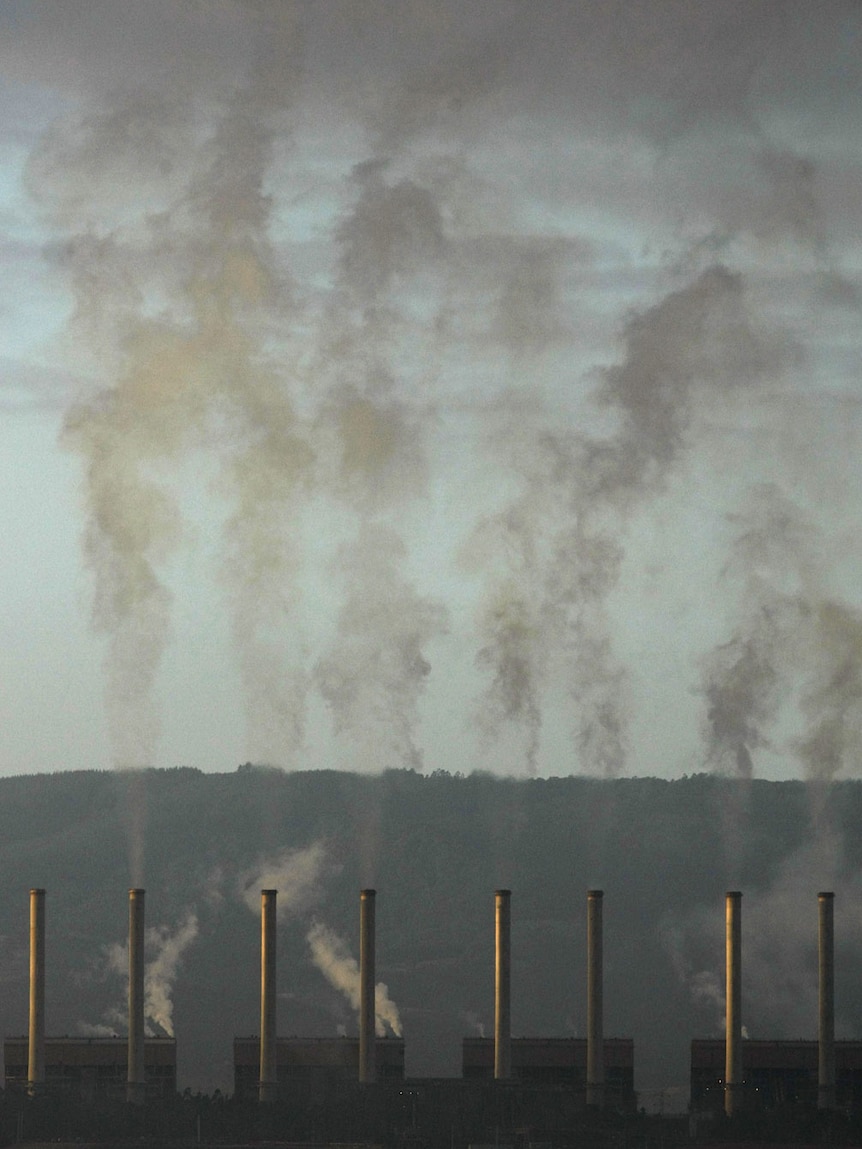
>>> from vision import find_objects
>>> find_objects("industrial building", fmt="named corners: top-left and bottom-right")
top-left (233, 1036), bottom-right (406, 1101)
top-left (462, 1036), bottom-right (635, 1105)
top-left (3, 1036), bottom-right (176, 1102)
top-left (690, 1039), bottom-right (862, 1113)
top-left (5, 880), bottom-right (853, 1136)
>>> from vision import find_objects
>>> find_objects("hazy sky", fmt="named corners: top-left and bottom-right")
top-left (1, 0), bottom-right (861, 781)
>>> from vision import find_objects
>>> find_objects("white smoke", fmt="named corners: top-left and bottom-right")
top-left (239, 841), bottom-right (328, 917)
top-left (144, 912), bottom-right (199, 1037)
top-left (306, 919), bottom-right (402, 1037)
top-left (85, 910), bottom-right (199, 1039)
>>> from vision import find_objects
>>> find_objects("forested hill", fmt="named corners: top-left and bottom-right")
top-left (1, 767), bottom-right (861, 1106)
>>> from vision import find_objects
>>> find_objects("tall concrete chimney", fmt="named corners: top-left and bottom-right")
top-left (127, 888), bottom-right (146, 1105)
top-left (28, 888), bottom-right (45, 1093)
top-left (818, 891), bottom-right (836, 1110)
top-left (586, 889), bottom-right (604, 1108)
top-left (359, 889), bottom-right (376, 1084)
top-left (725, 891), bottom-right (742, 1117)
top-left (494, 889), bottom-right (511, 1080)
top-left (259, 889), bottom-right (278, 1103)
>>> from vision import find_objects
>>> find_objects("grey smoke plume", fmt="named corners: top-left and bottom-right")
top-left (307, 160), bottom-right (449, 769)
top-left (473, 579), bottom-right (543, 774)
top-left (796, 602), bottom-right (862, 788)
top-left (33, 3), bottom-right (313, 778)
top-left (466, 264), bottom-right (774, 774)
top-left (15, 1), bottom-right (860, 784)
top-left (306, 919), bottom-right (402, 1037)
top-left (315, 521), bottom-right (448, 772)
top-left (592, 265), bottom-right (776, 501)
top-left (701, 484), bottom-right (862, 786)
top-left (34, 2), bottom-right (451, 778)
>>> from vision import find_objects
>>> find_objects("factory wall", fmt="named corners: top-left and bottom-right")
top-left (691, 1039), bottom-right (862, 1113)
top-left (233, 1036), bottom-right (406, 1101)
top-left (3, 1036), bottom-right (176, 1102)
top-left (462, 1036), bottom-right (635, 1108)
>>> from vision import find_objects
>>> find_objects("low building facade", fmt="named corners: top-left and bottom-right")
top-left (691, 1039), bottom-right (862, 1112)
top-left (233, 1035), bottom-right (405, 1101)
top-left (3, 1035), bottom-right (176, 1102)
top-left (461, 1036), bottom-right (635, 1108)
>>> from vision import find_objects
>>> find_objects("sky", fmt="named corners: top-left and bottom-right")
top-left (1, 0), bottom-right (861, 782)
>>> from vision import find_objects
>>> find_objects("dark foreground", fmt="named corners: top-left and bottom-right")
top-left (5, 1084), bottom-right (862, 1149)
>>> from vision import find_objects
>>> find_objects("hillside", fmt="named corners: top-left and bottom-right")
top-left (0, 767), bottom-right (860, 1104)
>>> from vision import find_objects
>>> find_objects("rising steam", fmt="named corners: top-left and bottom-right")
top-left (307, 919), bottom-right (402, 1037)
top-left (144, 912), bottom-right (199, 1037)
top-left (87, 910), bottom-right (198, 1039)
top-left (239, 841), bottom-right (328, 917)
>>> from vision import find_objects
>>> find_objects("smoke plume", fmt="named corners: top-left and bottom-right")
top-left (307, 919), bottom-right (402, 1037)
top-left (701, 484), bottom-right (862, 788)
top-left (10, 1), bottom-right (860, 782)
top-left (144, 912), bottom-right (199, 1037)
top-left (316, 522), bottom-right (447, 773)
top-left (239, 841), bottom-right (328, 917)
top-left (89, 910), bottom-right (198, 1039)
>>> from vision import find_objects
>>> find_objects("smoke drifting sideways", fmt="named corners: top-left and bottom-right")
top-left (307, 919), bottom-right (402, 1038)
top-left (238, 841), bottom-right (403, 1036)
top-left (82, 910), bottom-right (199, 1039)
top-left (238, 842), bottom-right (328, 918)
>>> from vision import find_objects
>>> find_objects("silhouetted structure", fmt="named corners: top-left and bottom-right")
top-left (691, 1038), bottom-right (862, 1112)
top-left (233, 1035), bottom-right (405, 1101)
top-left (462, 1036), bottom-right (635, 1109)
top-left (4, 1035), bottom-right (176, 1101)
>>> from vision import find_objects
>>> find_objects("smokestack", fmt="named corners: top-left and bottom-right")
top-left (586, 889), bottom-right (604, 1108)
top-left (259, 889), bottom-right (278, 1103)
top-left (127, 888), bottom-right (146, 1105)
top-left (494, 889), bottom-right (511, 1080)
top-left (359, 889), bottom-right (376, 1083)
top-left (28, 888), bottom-right (45, 1093)
top-left (818, 891), bottom-right (836, 1110)
top-left (725, 891), bottom-right (742, 1117)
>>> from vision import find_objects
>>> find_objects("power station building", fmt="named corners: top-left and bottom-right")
top-left (233, 1036), bottom-right (406, 1101)
top-left (462, 1036), bottom-right (635, 1106)
top-left (3, 1036), bottom-right (177, 1102)
top-left (690, 1039), bottom-right (862, 1113)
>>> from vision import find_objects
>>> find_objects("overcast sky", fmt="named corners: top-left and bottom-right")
top-left (1, 0), bottom-right (860, 781)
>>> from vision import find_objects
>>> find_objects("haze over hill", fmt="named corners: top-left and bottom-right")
top-left (2, 767), bottom-right (861, 1107)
